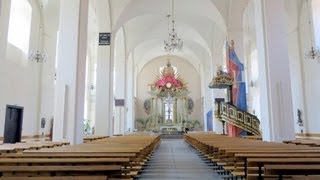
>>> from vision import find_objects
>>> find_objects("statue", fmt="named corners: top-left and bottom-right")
top-left (187, 97), bottom-right (194, 114)
top-left (143, 99), bottom-right (151, 115)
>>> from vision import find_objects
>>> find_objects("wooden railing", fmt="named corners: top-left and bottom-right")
top-left (215, 101), bottom-right (261, 135)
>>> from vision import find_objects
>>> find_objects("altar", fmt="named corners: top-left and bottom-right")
top-left (142, 60), bottom-right (194, 133)
top-left (160, 126), bottom-right (181, 134)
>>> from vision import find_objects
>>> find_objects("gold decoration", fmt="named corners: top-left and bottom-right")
top-left (209, 66), bottom-right (234, 88)
top-left (215, 101), bottom-right (261, 135)
top-left (149, 60), bottom-right (189, 97)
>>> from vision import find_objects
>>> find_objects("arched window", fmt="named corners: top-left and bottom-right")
top-left (7, 0), bottom-right (32, 55)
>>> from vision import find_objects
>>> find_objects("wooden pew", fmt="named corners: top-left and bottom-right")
top-left (83, 135), bottom-right (109, 143)
top-left (184, 133), bottom-right (320, 179)
top-left (264, 164), bottom-right (320, 180)
top-left (292, 175), bottom-right (320, 180)
top-left (0, 147), bottom-right (15, 154)
top-left (15, 134), bottom-right (160, 179)
top-left (233, 153), bottom-right (320, 178)
top-left (283, 139), bottom-right (320, 147)
top-left (0, 157), bottom-right (131, 167)
top-left (227, 150), bottom-right (320, 178)
top-left (0, 141), bottom-right (70, 154)
top-left (0, 165), bottom-right (122, 177)
top-left (0, 134), bottom-right (160, 179)
top-left (247, 158), bottom-right (320, 180)
top-left (0, 176), bottom-right (108, 180)
top-left (0, 152), bottom-right (137, 159)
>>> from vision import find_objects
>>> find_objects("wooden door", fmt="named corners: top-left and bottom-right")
top-left (4, 105), bottom-right (23, 143)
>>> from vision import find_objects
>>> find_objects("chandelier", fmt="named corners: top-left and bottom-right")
top-left (29, 50), bottom-right (46, 63)
top-left (305, 0), bottom-right (320, 62)
top-left (164, 0), bottom-right (183, 52)
top-left (29, 5), bottom-right (45, 63)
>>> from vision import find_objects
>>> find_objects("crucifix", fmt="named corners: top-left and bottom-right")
top-left (167, 107), bottom-right (172, 120)
top-left (164, 93), bottom-right (173, 122)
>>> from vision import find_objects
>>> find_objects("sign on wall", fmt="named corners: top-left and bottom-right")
top-left (99, 32), bottom-right (111, 46)
top-left (115, 99), bottom-right (125, 106)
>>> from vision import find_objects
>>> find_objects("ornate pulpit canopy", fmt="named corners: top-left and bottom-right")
top-left (209, 66), bottom-right (234, 89)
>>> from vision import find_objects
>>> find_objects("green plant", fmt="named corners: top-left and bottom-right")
top-left (136, 113), bottom-right (162, 131)
top-left (186, 119), bottom-right (201, 130)
top-left (136, 118), bottom-right (149, 131)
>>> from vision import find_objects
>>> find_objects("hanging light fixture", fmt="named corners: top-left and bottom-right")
top-left (305, 0), bottom-right (320, 62)
top-left (29, 4), bottom-right (45, 63)
top-left (164, 0), bottom-right (183, 52)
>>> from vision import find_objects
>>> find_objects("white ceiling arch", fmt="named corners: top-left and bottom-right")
top-left (108, 0), bottom-right (236, 75)
top-left (123, 14), bottom-right (213, 58)
top-left (112, 0), bottom-right (227, 34)
top-left (136, 53), bottom-right (201, 76)
top-left (132, 40), bottom-right (204, 75)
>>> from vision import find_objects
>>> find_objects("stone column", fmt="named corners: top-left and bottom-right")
top-left (53, 0), bottom-right (88, 144)
top-left (254, 0), bottom-right (295, 141)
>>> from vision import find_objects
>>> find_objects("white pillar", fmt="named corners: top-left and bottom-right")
top-left (211, 63), bottom-right (225, 134)
top-left (95, 33), bottom-right (114, 136)
top-left (113, 29), bottom-right (126, 135)
top-left (126, 53), bottom-right (134, 132)
top-left (254, 0), bottom-right (295, 142)
top-left (53, 0), bottom-right (88, 144)
top-left (203, 64), bottom-right (213, 131)
top-left (211, 38), bottom-right (225, 134)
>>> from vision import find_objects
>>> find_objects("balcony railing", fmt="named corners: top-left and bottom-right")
top-left (215, 101), bottom-right (261, 135)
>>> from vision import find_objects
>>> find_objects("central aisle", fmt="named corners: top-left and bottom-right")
top-left (137, 139), bottom-right (222, 180)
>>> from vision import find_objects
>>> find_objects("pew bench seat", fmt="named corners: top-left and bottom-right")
top-left (247, 158), bottom-right (320, 179)
top-left (0, 176), bottom-right (108, 180)
top-left (292, 175), bottom-right (320, 180)
top-left (264, 164), bottom-right (320, 179)
top-left (0, 153), bottom-right (137, 159)
top-left (0, 165), bottom-right (122, 177)
top-left (0, 157), bottom-right (131, 167)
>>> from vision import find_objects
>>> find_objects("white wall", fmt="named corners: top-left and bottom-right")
top-left (299, 1), bottom-right (320, 133)
top-left (0, 0), bottom-right (43, 136)
top-left (288, 29), bottom-right (305, 133)
top-left (243, 2), bottom-right (261, 120)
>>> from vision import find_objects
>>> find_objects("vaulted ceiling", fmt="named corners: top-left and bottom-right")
top-left (38, 0), bottom-right (303, 73)
top-left (109, 0), bottom-right (249, 72)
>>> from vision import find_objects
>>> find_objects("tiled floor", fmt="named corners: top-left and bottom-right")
top-left (137, 139), bottom-right (223, 180)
